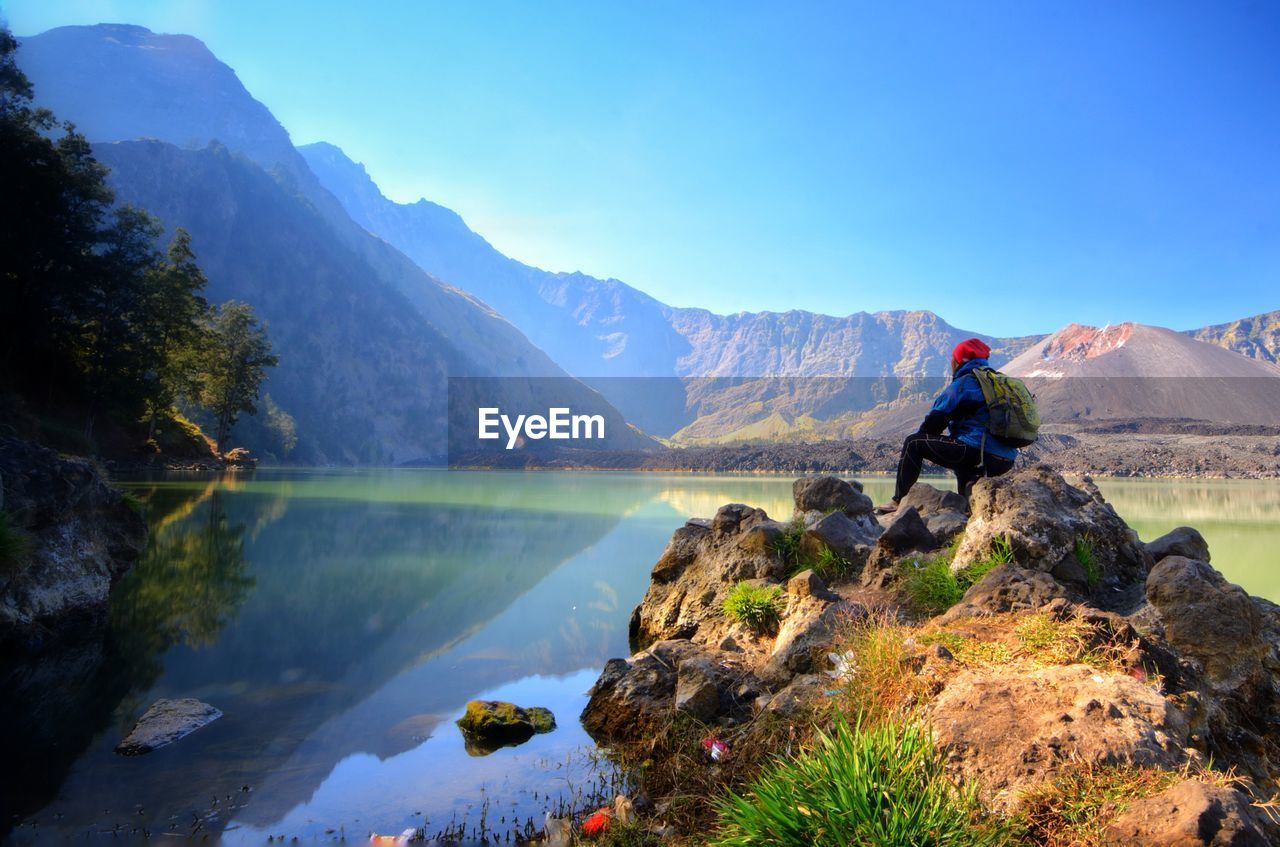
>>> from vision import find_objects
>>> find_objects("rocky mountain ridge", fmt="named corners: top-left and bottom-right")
top-left (18, 24), bottom-right (651, 463)
top-left (16, 24), bottom-right (1277, 457)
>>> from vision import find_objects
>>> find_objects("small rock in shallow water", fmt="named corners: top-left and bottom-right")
top-left (456, 700), bottom-right (555, 755)
top-left (115, 698), bottom-right (222, 755)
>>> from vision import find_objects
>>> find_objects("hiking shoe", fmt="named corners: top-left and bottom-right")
top-left (873, 501), bottom-right (899, 516)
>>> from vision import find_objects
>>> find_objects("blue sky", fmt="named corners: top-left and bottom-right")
top-left (3, 1), bottom-right (1278, 335)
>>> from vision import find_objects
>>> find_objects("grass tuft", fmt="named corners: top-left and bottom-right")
top-left (1074, 534), bottom-right (1100, 588)
top-left (807, 543), bottom-right (855, 581)
top-left (771, 517), bottom-right (805, 571)
top-left (825, 615), bottom-right (928, 724)
top-left (722, 582), bottom-right (783, 632)
top-left (899, 533), bottom-right (1013, 617)
top-left (900, 553), bottom-right (965, 617)
top-left (711, 712), bottom-right (1013, 847)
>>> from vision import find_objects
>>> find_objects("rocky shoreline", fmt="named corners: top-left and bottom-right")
top-left (575, 466), bottom-right (1280, 844)
top-left (0, 437), bottom-right (147, 652)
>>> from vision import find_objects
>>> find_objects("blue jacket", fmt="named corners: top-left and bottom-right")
top-left (920, 358), bottom-right (1018, 461)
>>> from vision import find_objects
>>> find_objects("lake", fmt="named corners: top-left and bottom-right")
top-left (5, 470), bottom-right (1279, 844)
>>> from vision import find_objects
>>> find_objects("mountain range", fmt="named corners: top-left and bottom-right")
top-left (15, 23), bottom-right (1280, 455)
top-left (17, 24), bottom-right (650, 462)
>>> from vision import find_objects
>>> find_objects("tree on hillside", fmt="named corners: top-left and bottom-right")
top-left (198, 301), bottom-right (278, 453)
top-left (77, 206), bottom-right (165, 438)
top-left (140, 228), bottom-right (210, 438)
top-left (0, 28), bottom-right (114, 388)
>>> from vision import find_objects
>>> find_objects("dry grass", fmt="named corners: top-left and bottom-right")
top-left (603, 707), bottom-right (813, 838)
top-left (1016, 760), bottom-right (1243, 846)
top-left (823, 613), bottom-right (930, 725)
top-left (610, 609), bottom-right (1187, 844)
top-left (914, 611), bottom-right (1154, 685)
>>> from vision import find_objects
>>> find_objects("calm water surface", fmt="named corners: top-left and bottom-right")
top-left (6, 470), bottom-right (1278, 844)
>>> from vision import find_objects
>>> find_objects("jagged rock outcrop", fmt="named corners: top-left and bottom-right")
top-left (896, 482), bottom-right (969, 544)
top-left (584, 466), bottom-right (1280, 837)
top-left (932, 664), bottom-right (1191, 810)
top-left (1146, 556), bottom-right (1268, 690)
top-left (591, 484), bottom-right (866, 742)
top-left (1102, 779), bottom-right (1275, 846)
top-left (0, 437), bottom-right (146, 650)
top-left (792, 476), bottom-right (873, 518)
top-left (800, 510), bottom-right (881, 571)
top-left (629, 503), bottom-right (791, 651)
top-left (1141, 556), bottom-right (1280, 786)
top-left (954, 465), bottom-right (1152, 590)
top-left (581, 640), bottom-right (762, 741)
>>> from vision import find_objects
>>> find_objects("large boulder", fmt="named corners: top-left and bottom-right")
top-left (1146, 526), bottom-right (1212, 564)
top-left (878, 506), bottom-right (937, 555)
top-left (1145, 557), bottom-right (1268, 691)
top-left (0, 437), bottom-right (147, 651)
top-left (580, 640), bottom-right (760, 742)
top-left (115, 698), bottom-right (222, 755)
top-left (938, 564), bottom-right (1069, 623)
top-left (792, 476), bottom-right (872, 518)
top-left (859, 507), bottom-right (943, 590)
top-left (931, 664), bottom-right (1189, 810)
top-left (1102, 779), bottom-right (1272, 846)
top-left (631, 503), bottom-right (790, 650)
top-left (898, 482), bottom-right (968, 516)
top-left (954, 466), bottom-right (1151, 589)
top-left (892, 482), bottom-right (970, 545)
top-left (799, 510), bottom-right (880, 569)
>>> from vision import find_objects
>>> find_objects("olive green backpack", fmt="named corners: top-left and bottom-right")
top-left (972, 367), bottom-right (1041, 447)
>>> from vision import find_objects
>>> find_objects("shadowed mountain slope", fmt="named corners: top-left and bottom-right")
top-left (19, 24), bottom-right (650, 461)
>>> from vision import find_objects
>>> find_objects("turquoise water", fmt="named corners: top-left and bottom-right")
top-left (5, 470), bottom-right (1278, 844)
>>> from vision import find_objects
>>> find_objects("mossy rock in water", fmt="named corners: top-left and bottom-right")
top-left (456, 700), bottom-right (556, 755)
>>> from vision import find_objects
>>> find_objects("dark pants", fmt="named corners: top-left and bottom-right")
top-left (893, 432), bottom-right (1014, 502)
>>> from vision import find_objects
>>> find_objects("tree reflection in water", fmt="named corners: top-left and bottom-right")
top-left (110, 483), bottom-right (256, 682)
top-left (0, 477), bottom-right (256, 837)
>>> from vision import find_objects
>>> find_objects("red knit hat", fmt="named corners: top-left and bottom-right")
top-left (951, 338), bottom-right (991, 369)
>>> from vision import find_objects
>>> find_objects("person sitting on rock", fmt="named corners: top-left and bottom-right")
top-left (875, 338), bottom-right (1018, 515)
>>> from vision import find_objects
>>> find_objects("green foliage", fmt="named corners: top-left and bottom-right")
top-left (774, 517), bottom-right (854, 582)
top-left (0, 29), bottom-right (275, 458)
top-left (712, 714), bottom-right (1012, 847)
top-left (901, 534), bottom-right (1013, 617)
top-left (810, 543), bottom-right (855, 580)
top-left (228, 393), bottom-right (297, 462)
top-left (197, 301), bottom-right (279, 453)
top-left (723, 582), bottom-right (783, 632)
top-left (901, 554), bottom-right (966, 617)
top-left (37, 417), bottom-right (97, 456)
top-left (1074, 534), bottom-right (1100, 588)
top-left (0, 509), bottom-right (32, 575)
top-left (771, 517), bottom-right (805, 570)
